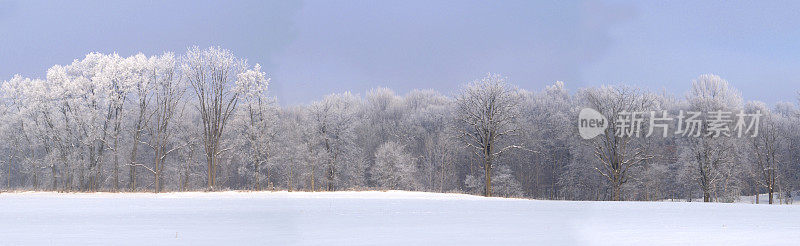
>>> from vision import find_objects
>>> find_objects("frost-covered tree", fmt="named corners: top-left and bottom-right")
top-left (3, 47), bottom-right (800, 201)
top-left (307, 92), bottom-right (364, 191)
top-left (231, 64), bottom-right (276, 190)
top-left (774, 101), bottom-right (800, 204)
top-left (680, 74), bottom-right (744, 202)
top-left (183, 46), bottom-right (249, 190)
top-left (517, 81), bottom-right (575, 199)
top-left (370, 141), bottom-right (417, 190)
top-left (744, 101), bottom-right (786, 204)
top-left (402, 89), bottom-right (457, 192)
top-left (142, 53), bottom-right (184, 193)
top-left (126, 53), bottom-right (155, 191)
top-left (456, 74), bottom-right (524, 197)
top-left (465, 164), bottom-right (523, 197)
top-left (489, 165), bottom-right (524, 197)
top-left (579, 86), bottom-right (656, 201)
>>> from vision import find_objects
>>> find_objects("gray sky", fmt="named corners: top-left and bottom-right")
top-left (1, 0), bottom-right (799, 105)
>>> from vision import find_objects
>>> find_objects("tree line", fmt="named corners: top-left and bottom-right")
top-left (1, 47), bottom-right (798, 203)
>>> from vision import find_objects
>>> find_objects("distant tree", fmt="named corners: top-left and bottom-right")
top-left (183, 46), bottom-right (248, 190)
top-left (745, 101), bottom-right (784, 204)
top-left (307, 92), bottom-right (362, 191)
top-left (456, 74), bottom-right (523, 197)
top-left (126, 54), bottom-right (155, 192)
top-left (490, 165), bottom-right (524, 197)
top-left (143, 53), bottom-right (184, 193)
top-left (231, 64), bottom-right (275, 190)
top-left (680, 74), bottom-right (743, 202)
top-left (579, 86), bottom-right (656, 201)
top-left (402, 89), bottom-right (456, 192)
top-left (517, 81), bottom-right (574, 199)
top-left (370, 141), bottom-right (417, 190)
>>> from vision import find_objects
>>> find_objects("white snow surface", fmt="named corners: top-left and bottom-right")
top-left (1, 190), bottom-right (798, 245)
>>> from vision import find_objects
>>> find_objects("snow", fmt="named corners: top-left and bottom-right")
top-left (0, 191), bottom-right (798, 245)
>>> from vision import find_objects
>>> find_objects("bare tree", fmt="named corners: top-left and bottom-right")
top-left (143, 53), bottom-right (184, 193)
top-left (682, 74), bottom-right (743, 202)
top-left (370, 141), bottom-right (417, 190)
top-left (183, 47), bottom-right (247, 190)
top-left (307, 92), bottom-right (361, 191)
top-left (456, 74), bottom-right (523, 197)
top-left (746, 102), bottom-right (782, 204)
top-left (581, 86), bottom-right (656, 201)
top-left (126, 55), bottom-right (154, 192)
top-left (232, 64), bottom-right (274, 191)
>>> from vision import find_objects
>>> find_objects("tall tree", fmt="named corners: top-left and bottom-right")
top-left (183, 47), bottom-right (248, 190)
top-left (456, 74), bottom-right (523, 197)
top-left (681, 74), bottom-right (743, 202)
top-left (143, 53), bottom-right (184, 193)
top-left (307, 92), bottom-right (362, 191)
top-left (580, 86), bottom-right (656, 201)
top-left (745, 101), bottom-right (783, 204)
top-left (232, 64), bottom-right (274, 190)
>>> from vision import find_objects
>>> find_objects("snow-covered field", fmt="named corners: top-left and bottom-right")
top-left (0, 191), bottom-right (798, 246)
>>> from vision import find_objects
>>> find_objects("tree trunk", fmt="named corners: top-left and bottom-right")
top-left (484, 153), bottom-right (492, 197)
top-left (254, 160), bottom-right (260, 191)
top-left (326, 164), bottom-right (334, 191)
top-left (754, 186), bottom-right (758, 204)
top-left (51, 164), bottom-right (57, 191)
top-left (154, 153), bottom-right (162, 193)
top-left (207, 153), bottom-right (214, 190)
top-left (769, 188), bottom-right (774, 205)
top-left (114, 162), bottom-right (118, 192)
top-left (324, 139), bottom-right (335, 192)
top-left (129, 165), bottom-right (136, 192)
top-left (310, 163), bottom-right (315, 191)
top-left (7, 154), bottom-right (12, 189)
top-left (112, 115), bottom-right (122, 192)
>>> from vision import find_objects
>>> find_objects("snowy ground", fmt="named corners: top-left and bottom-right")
top-left (0, 191), bottom-right (798, 246)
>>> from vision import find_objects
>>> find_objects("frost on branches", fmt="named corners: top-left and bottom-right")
top-left (1, 48), bottom-right (799, 203)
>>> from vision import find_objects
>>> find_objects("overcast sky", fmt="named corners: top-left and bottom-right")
top-left (1, 0), bottom-right (798, 105)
